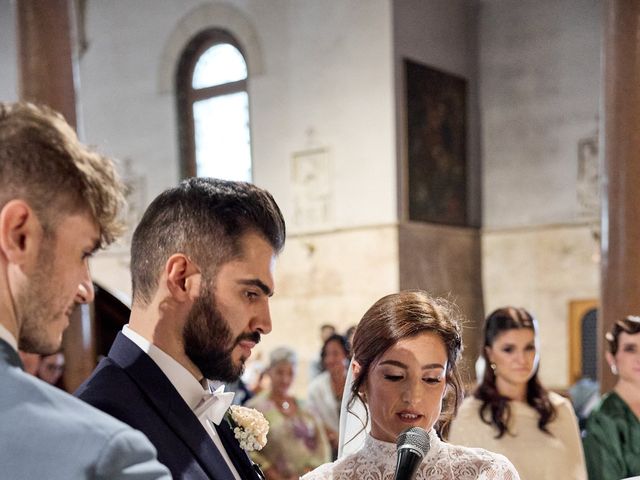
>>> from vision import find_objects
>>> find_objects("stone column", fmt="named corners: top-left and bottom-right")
top-left (16, 0), bottom-right (95, 392)
top-left (600, 0), bottom-right (640, 392)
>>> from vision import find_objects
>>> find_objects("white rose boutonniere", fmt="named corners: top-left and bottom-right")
top-left (228, 405), bottom-right (269, 451)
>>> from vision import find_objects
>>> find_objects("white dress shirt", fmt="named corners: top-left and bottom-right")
top-left (123, 326), bottom-right (241, 480)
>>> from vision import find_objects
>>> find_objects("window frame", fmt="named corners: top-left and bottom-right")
top-left (176, 29), bottom-right (249, 179)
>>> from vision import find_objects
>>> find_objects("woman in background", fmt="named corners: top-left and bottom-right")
top-left (307, 334), bottom-right (349, 458)
top-left (448, 307), bottom-right (586, 480)
top-left (303, 290), bottom-right (519, 479)
top-left (246, 347), bottom-right (330, 480)
top-left (583, 316), bottom-right (640, 480)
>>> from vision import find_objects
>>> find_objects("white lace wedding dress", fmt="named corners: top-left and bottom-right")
top-left (301, 429), bottom-right (520, 480)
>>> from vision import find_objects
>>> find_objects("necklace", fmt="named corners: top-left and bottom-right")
top-left (271, 395), bottom-right (292, 412)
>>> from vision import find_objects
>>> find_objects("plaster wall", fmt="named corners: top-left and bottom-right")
top-left (78, 0), bottom-right (395, 234)
top-left (480, 0), bottom-right (601, 228)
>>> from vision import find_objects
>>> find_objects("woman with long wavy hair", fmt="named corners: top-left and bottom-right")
top-left (448, 307), bottom-right (586, 480)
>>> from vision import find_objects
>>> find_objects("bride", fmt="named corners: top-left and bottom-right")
top-left (302, 290), bottom-right (520, 480)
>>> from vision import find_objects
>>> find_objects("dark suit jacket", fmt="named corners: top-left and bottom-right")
top-left (75, 332), bottom-right (263, 480)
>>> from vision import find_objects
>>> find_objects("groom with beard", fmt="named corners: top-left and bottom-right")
top-left (76, 177), bottom-right (286, 480)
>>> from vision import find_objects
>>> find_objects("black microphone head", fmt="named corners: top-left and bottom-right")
top-left (396, 426), bottom-right (430, 457)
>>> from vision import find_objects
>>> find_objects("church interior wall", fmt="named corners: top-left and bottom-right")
top-left (65, 0), bottom-right (398, 395)
top-left (480, 0), bottom-right (601, 229)
top-left (479, 0), bottom-right (601, 388)
top-left (0, 0), bottom-right (603, 392)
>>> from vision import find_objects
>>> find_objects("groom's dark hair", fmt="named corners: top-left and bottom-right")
top-left (130, 177), bottom-right (285, 305)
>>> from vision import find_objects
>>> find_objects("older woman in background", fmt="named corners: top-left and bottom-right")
top-left (246, 347), bottom-right (330, 480)
top-left (448, 307), bottom-right (586, 480)
top-left (583, 316), bottom-right (640, 480)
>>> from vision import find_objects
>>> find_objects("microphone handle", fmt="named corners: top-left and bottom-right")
top-left (394, 448), bottom-right (423, 480)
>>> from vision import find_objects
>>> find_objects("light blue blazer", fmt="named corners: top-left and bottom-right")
top-left (0, 339), bottom-right (171, 480)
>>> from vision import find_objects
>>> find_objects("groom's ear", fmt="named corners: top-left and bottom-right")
top-left (165, 254), bottom-right (202, 302)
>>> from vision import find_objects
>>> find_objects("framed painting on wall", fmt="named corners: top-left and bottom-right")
top-left (405, 59), bottom-right (467, 226)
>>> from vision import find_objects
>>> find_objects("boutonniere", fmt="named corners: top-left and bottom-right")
top-left (228, 405), bottom-right (269, 451)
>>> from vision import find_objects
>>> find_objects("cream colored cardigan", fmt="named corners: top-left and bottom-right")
top-left (448, 392), bottom-right (587, 480)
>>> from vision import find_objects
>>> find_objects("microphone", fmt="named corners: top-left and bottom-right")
top-left (394, 427), bottom-right (430, 480)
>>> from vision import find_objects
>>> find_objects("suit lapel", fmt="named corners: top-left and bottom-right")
top-left (108, 333), bottom-right (237, 479)
top-left (216, 420), bottom-right (263, 480)
top-left (0, 339), bottom-right (23, 369)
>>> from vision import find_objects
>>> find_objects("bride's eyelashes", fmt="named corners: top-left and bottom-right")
top-left (382, 373), bottom-right (443, 384)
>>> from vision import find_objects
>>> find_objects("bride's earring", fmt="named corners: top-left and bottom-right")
top-left (611, 363), bottom-right (618, 375)
top-left (490, 362), bottom-right (497, 372)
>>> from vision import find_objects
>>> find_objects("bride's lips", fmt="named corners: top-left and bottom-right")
top-left (396, 410), bottom-right (424, 424)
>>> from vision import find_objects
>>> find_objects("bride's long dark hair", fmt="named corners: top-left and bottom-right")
top-left (474, 307), bottom-right (556, 438)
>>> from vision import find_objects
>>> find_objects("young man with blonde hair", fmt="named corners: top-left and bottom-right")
top-left (0, 102), bottom-right (170, 479)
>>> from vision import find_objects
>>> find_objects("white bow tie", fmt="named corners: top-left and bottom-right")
top-left (194, 385), bottom-right (235, 425)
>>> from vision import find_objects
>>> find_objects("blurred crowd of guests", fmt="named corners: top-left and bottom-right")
top-left (219, 324), bottom-right (354, 479)
top-left (218, 311), bottom-right (640, 480)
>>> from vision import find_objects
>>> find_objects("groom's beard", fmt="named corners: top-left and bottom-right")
top-left (183, 285), bottom-right (260, 382)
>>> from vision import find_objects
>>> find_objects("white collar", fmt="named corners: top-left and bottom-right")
top-left (0, 322), bottom-right (18, 352)
top-left (123, 325), bottom-right (212, 410)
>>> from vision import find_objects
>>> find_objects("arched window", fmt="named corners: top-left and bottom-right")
top-left (176, 29), bottom-right (251, 181)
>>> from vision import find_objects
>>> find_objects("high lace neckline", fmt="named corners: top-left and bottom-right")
top-left (302, 428), bottom-right (521, 480)
top-left (360, 428), bottom-right (442, 461)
